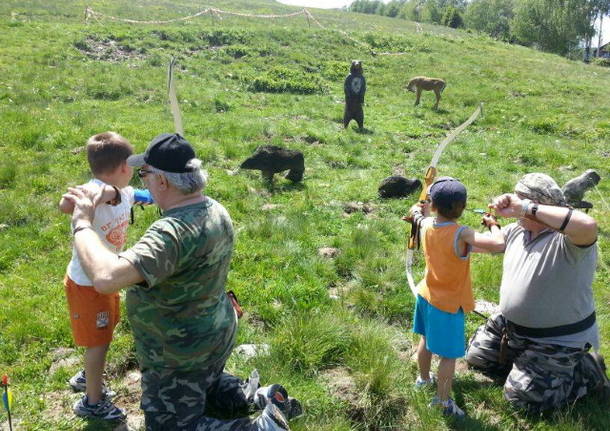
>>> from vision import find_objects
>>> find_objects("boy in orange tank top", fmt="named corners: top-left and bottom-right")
top-left (408, 177), bottom-right (504, 417)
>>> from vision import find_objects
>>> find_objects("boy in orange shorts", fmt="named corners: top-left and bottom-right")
top-left (408, 177), bottom-right (504, 417)
top-left (60, 132), bottom-right (152, 421)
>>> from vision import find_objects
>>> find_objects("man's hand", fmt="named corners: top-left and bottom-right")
top-left (481, 213), bottom-right (500, 229)
top-left (59, 183), bottom-right (117, 215)
top-left (489, 193), bottom-right (523, 218)
top-left (62, 186), bottom-right (103, 228)
top-left (402, 201), bottom-right (430, 221)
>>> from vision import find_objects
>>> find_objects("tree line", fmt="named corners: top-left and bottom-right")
top-left (347, 0), bottom-right (610, 59)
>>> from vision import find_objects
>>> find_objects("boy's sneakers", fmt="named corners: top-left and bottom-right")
top-left (415, 373), bottom-right (436, 389)
top-left (254, 384), bottom-right (303, 420)
top-left (73, 394), bottom-right (126, 421)
top-left (69, 370), bottom-right (116, 398)
top-left (429, 396), bottom-right (465, 418)
top-left (254, 403), bottom-right (290, 430)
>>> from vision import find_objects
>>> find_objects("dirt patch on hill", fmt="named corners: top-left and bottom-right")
top-left (75, 37), bottom-right (146, 63)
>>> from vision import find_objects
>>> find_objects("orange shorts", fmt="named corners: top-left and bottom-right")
top-left (64, 275), bottom-right (120, 347)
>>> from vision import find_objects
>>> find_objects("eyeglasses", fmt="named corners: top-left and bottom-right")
top-left (137, 169), bottom-right (154, 178)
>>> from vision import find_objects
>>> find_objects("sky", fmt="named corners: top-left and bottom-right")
top-left (277, 1), bottom-right (609, 46)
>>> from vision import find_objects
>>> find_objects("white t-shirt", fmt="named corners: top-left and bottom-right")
top-left (66, 179), bottom-right (135, 286)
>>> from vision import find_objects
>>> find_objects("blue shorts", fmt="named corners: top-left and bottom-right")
top-left (412, 294), bottom-right (465, 359)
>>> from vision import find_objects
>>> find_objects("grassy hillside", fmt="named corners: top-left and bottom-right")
top-left (0, 1), bottom-right (608, 430)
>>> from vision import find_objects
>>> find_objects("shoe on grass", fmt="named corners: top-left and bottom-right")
top-left (254, 403), bottom-right (290, 431)
top-left (244, 369), bottom-right (261, 401)
top-left (68, 370), bottom-right (116, 398)
top-left (429, 396), bottom-right (465, 418)
top-left (73, 394), bottom-right (126, 421)
top-left (415, 373), bottom-right (436, 389)
top-left (254, 384), bottom-right (303, 420)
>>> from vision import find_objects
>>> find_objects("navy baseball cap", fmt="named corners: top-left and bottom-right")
top-left (429, 176), bottom-right (467, 206)
top-left (127, 133), bottom-right (196, 173)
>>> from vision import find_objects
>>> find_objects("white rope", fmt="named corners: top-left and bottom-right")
top-left (88, 8), bottom-right (213, 24)
top-left (208, 7), bottom-right (307, 19)
top-left (86, 6), bottom-right (308, 25)
top-left (84, 6), bottom-right (413, 56)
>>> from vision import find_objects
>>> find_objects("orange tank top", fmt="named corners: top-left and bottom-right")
top-left (416, 221), bottom-right (474, 313)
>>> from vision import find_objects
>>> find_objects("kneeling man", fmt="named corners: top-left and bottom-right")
top-left (467, 173), bottom-right (609, 412)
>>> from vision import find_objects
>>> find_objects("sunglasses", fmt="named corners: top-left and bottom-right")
top-left (137, 168), bottom-right (154, 178)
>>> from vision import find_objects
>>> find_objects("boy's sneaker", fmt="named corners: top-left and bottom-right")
top-left (69, 370), bottom-right (116, 398)
top-left (429, 396), bottom-right (465, 418)
top-left (254, 384), bottom-right (303, 420)
top-left (254, 403), bottom-right (290, 430)
top-left (415, 373), bottom-right (436, 389)
top-left (73, 394), bottom-right (126, 421)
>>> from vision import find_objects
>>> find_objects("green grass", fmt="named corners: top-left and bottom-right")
top-left (0, 0), bottom-right (609, 429)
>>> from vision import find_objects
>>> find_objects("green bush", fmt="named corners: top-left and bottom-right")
top-left (223, 45), bottom-right (253, 59)
top-left (363, 32), bottom-right (412, 52)
top-left (248, 66), bottom-right (325, 94)
top-left (199, 29), bottom-right (250, 46)
top-left (592, 57), bottom-right (610, 67)
top-left (527, 118), bottom-right (558, 134)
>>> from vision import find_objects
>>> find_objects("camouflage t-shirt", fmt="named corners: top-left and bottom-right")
top-left (119, 198), bottom-right (237, 371)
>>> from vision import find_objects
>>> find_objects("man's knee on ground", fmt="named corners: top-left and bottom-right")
top-left (465, 345), bottom-right (490, 370)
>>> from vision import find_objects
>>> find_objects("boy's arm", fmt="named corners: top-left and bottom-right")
top-left (460, 224), bottom-right (505, 253)
top-left (59, 183), bottom-right (119, 214)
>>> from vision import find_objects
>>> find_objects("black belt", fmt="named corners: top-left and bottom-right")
top-left (508, 311), bottom-right (596, 338)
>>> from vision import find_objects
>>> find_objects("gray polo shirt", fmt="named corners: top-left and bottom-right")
top-left (499, 223), bottom-right (599, 349)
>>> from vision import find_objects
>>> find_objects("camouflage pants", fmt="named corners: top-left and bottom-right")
top-left (465, 313), bottom-right (603, 412)
top-left (141, 359), bottom-right (259, 431)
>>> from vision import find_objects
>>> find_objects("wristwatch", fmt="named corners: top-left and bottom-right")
top-left (106, 186), bottom-right (121, 206)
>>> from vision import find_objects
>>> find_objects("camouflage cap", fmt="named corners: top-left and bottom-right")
top-left (514, 173), bottom-right (567, 206)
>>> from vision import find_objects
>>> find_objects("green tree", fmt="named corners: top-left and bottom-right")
top-left (349, 0), bottom-right (383, 14)
top-left (441, 5), bottom-right (464, 27)
top-left (385, 0), bottom-right (406, 17)
top-left (511, 0), bottom-right (599, 56)
top-left (464, 0), bottom-right (514, 40)
top-left (420, 0), bottom-right (443, 23)
top-left (417, 0), bottom-right (466, 24)
top-left (399, 0), bottom-right (425, 20)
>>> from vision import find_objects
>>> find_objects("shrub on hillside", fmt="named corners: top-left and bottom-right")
top-left (248, 66), bottom-right (325, 94)
top-left (592, 57), bottom-right (610, 67)
top-left (199, 29), bottom-right (250, 46)
top-left (363, 32), bottom-right (412, 52)
top-left (321, 61), bottom-right (348, 80)
top-left (527, 118), bottom-right (557, 134)
top-left (223, 45), bottom-right (273, 59)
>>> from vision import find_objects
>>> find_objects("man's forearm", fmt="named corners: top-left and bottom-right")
top-left (525, 203), bottom-right (597, 245)
top-left (73, 226), bottom-right (121, 285)
top-left (72, 226), bottom-right (143, 293)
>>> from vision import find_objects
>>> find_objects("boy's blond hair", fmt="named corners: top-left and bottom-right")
top-left (86, 132), bottom-right (133, 176)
